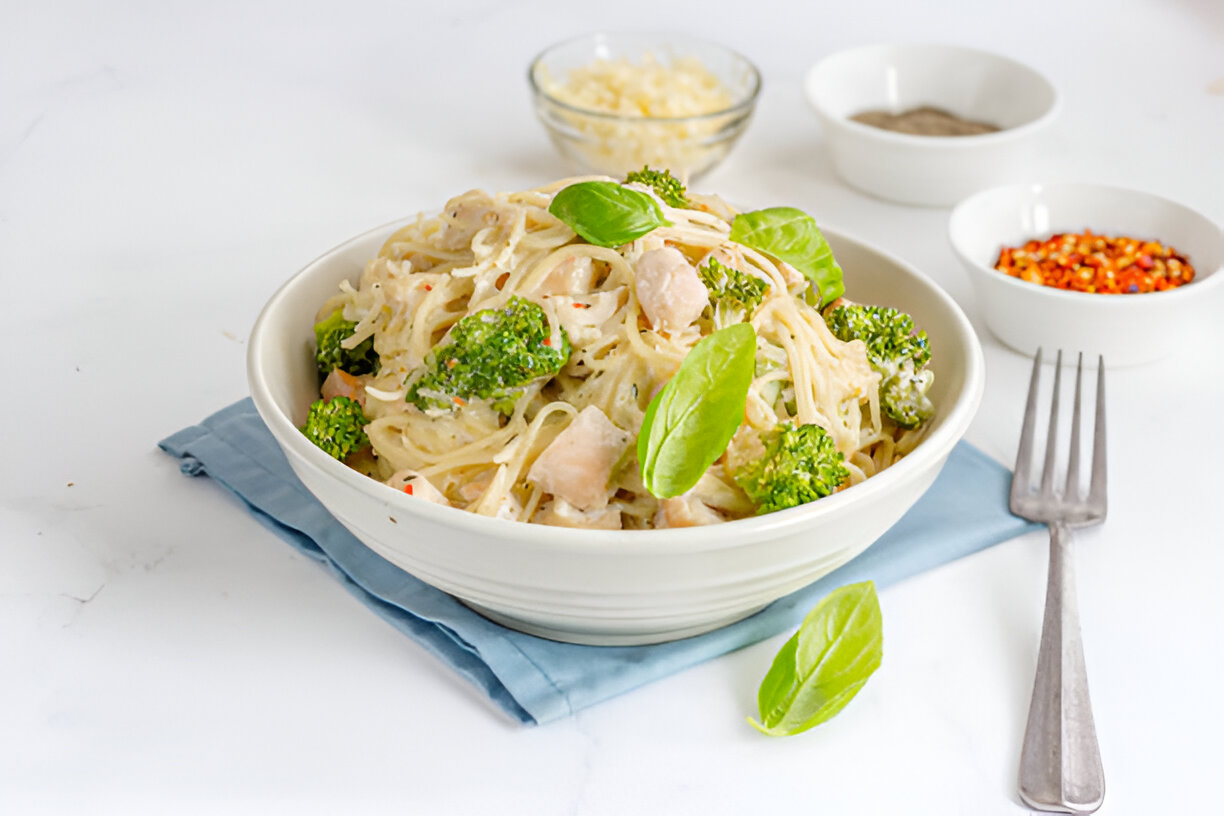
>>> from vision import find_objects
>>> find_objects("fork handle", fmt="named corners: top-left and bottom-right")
top-left (1018, 523), bottom-right (1105, 813)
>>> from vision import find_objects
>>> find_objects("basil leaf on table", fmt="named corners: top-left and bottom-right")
top-left (548, 181), bottom-right (670, 248)
top-left (749, 580), bottom-right (883, 737)
top-left (637, 323), bottom-right (756, 499)
top-left (730, 207), bottom-right (845, 307)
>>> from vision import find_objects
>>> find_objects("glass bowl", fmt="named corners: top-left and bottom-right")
top-left (528, 32), bottom-right (761, 182)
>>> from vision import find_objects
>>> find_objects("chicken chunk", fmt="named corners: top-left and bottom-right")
top-left (321, 369), bottom-right (366, 407)
top-left (634, 247), bottom-right (709, 333)
top-left (535, 498), bottom-right (622, 530)
top-left (436, 192), bottom-right (499, 251)
top-left (457, 470), bottom-right (496, 504)
top-left (538, 254), bottom-right (597, 296)
top-left (653, 495), bottom-right (725, 528)
top-left (526, 406), bottom-right (631, 511)
top-left (385, 470), bottom-right (449, 505)
top-left (690, 469), bottom-right (756, 517)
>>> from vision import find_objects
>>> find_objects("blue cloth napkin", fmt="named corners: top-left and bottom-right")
top-left (159, 398), bottom-right (1038, 725)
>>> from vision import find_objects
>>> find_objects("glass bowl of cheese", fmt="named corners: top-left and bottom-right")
top-left (529, 32), bottom-right (761, 182)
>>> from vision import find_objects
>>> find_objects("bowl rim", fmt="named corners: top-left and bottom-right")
top-left (948, 180), bottom-right (1224, 304)
top-left (804, 42), bottom-right (1062, 148)
top-left (527, 30), bottom-right (762, 124)
top-left (248, 219), bottom-right (984, 554)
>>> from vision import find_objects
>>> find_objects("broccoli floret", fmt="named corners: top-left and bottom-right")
top-left (825, 304), bottom-right (930, 368)
top-left (734, 422), bottom-right (849, 515)
top-left (314, 309), bottom-right (379, 379)
top-left (301, 396), bottom-right (369, 460)
top-left (698, 258), bottom-right (770, 326)
top-left (879, 363), bottom-right (935, 429)
top-left (406, 295), bottom-right (570, 413)
top-left (624, 166), bottom-right (689, 208)
top-left (826, 304), bottom-right (934, 429)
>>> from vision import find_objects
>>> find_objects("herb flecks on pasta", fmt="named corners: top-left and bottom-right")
top-left (304, 174), bottom-right (935, 528)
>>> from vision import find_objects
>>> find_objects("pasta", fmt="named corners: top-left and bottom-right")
top-left (310, 176), bottom-right (932, 529)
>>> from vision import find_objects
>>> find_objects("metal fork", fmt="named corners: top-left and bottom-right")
top-left (1010, 349), bottom-right (1106, 814)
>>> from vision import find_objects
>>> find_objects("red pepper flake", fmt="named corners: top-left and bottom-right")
top-left (424, 284), bottom-right (433, 291)
top-left (452, 396), bottom-right (466, 406)
top-left (572, 302), bottom-right (589, 309)
top-left (994, 229), bottom-right (1195, 294)
top-left (403, 483), bottom-right (414, 495)
top-left (542, 337), bottom-right (552, 347)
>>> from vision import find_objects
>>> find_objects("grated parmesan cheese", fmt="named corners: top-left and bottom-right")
top-left (540, 55), bottom-right (734, 119)
top-left (535, 54), bottom-right (746, 180)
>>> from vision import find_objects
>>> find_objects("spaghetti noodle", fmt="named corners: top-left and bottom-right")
top-left (312, 177), bottom-right (931, 528)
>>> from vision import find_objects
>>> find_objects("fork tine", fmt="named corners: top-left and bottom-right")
top-left (1038, 350), bottom-right (1063, 498)
top-left (1064, 353), bottom-right (1084, 499)
top-left (1088, 355), bottom-right (1108, 511)
top-left (1011, 347), bottom-right (1044, 507)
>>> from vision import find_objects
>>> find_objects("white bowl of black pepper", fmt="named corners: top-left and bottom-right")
top-left (804, 44), bottom-right (1061, 207)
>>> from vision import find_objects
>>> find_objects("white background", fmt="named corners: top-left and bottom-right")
top-left (3, 1), bottom-right (1222, 813)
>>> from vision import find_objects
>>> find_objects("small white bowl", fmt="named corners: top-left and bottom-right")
top-left (949, 182), bottom-right (1224, 366)
top-left (804, 44), bottom-right (1060, 207)
top-left (248, 220), bottom-right (983, 645)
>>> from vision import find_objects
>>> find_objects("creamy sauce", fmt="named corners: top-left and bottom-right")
top-left (849, 106), bottom-right (1000, 136)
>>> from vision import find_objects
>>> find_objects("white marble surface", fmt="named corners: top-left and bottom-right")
top-left (3, 1), bottom-right (1223, 812)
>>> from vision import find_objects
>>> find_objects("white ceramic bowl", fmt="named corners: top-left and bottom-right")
top-left (248, 221), bottom-right (984, 645)
top-left (528, 32), bottom-right (761, 181)
top-left (804, 44), bottom-right (1060, 207)
top-left (949, 182), bottom-right (1224, 366)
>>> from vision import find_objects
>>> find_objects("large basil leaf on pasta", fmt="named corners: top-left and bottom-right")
top-left (548, 181), bottom-right (670, 248)
top-left (749, 581), bottom-right (883, 737)
top-left (729, 207), bottom-right (845, 307)
top-left (637, 323), bottom-right (756, 498)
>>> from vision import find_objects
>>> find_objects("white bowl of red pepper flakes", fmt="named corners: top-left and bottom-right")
top-left (949, 182), bottom-right (1224, 366)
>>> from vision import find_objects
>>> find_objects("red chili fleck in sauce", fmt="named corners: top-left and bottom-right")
top-left (403, 483), bottom-right (414, 495)
top-left (994, 229), bottom-right (1195, 294)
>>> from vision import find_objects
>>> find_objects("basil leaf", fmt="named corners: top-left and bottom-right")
top-left (548, 181), bottom-right (670, 248)
top-left (730, 207), bottom-right (845, 307)
top-left (638, 323), bottom-right (756, 499)
top-left (749, 581), bottom-right (883, 737)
